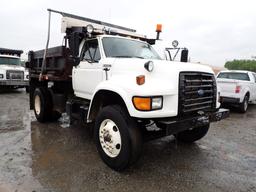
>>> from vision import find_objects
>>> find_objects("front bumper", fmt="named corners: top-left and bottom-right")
top-left (0, 80), bottom-right (29, 86)
top-left (156, 108), bottom-right (230, 135)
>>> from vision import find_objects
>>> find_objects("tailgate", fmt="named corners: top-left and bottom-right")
top-left (217, 79), bottom-right (238, 96)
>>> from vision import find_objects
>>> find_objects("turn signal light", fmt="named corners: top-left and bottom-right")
top-left (136, 75), bottom-right (145, 85)
top-left (235, 85), bottom-right (241, 93)
top-left (133, 97), bottom-right (151, 111)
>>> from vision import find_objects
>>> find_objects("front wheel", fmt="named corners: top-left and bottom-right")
top-left (175, 124), bottom-right (210, 143)
top-left (94, 105), bottom-right (142, 171)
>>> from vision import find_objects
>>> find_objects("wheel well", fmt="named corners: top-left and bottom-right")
top-left (245, 92), bottom-right (250, 99)
top-left (88, 90), bottom-right (128, 121)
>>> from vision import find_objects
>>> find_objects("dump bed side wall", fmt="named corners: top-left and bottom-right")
top-left (28, 46), bottom-right (73, 81)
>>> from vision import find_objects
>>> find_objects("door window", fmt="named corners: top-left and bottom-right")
top-left (80, 39), bottom-right (101, 63)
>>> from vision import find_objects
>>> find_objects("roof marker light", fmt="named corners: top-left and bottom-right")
top-left (156, 24), bottom-right (162, 32)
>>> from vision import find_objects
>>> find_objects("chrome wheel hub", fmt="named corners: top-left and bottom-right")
top-left (99, 119), bottom-right (121, 158)
top-left (34, 95), bottom-right (41, 115)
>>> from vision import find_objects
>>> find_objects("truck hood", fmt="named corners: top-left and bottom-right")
top-left (102, 58), bottom-right (215, 96)
top-left (0, 65), bottom-right (25, 71)
top-left (110, 58), bottom-right (214, 76)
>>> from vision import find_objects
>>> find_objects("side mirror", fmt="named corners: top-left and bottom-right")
top-left (180, 49), bottom-right (189, 62)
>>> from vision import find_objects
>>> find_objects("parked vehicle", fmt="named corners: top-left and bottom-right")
top-left (217, 70), bottom-right (256, 112)
top-left (26, 9), bottom-right (229, 171)
top-left (0, 48), bottom-right (29, 91)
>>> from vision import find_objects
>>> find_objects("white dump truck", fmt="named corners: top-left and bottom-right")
top-left (26, 9), bottom-right (229, 171)
top-left (0, 48), bottom-right (29, 90)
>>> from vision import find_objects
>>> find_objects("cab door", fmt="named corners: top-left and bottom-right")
top-left (73, 38), bottom-right (103, 99)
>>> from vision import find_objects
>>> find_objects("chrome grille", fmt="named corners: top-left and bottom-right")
top-left (179, 72), bottom-right (216, 115)
top-left (6, 70), bottom-right (24, 80)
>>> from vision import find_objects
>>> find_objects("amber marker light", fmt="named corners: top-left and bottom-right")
top-left (136, 75), bottom-right (145, 85)
top-left (156, 24), bottom-right (162, 32)
top-left (133, 97), bottom-right (151, 111)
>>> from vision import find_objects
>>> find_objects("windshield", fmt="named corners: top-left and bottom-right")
top-left (102, 37), bottom-right (161, 60)
top-left (217, 72), bottom-right (250, 81)
top-left (0, 57), bottom-right (20, 65)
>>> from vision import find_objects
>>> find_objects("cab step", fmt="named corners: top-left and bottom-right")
top-left (66, 97), bottom-right (90, 124)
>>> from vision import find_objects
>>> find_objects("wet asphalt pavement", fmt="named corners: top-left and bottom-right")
top-left (0, 90), bottom-right (256, 192)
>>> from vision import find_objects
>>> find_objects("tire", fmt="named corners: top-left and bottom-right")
top-left (33, 88), bottom-right (61, 122)
top-left (33, 88), bottom-right (52, 122)
top-left (239, 95), bottom-right (249, 113)
top-left (94, 105), bottom-right (142, 171)
top-left (175, 124), bottom-right (210, 143)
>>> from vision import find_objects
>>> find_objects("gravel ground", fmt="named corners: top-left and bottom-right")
top-left (0, 90), bottom-right (255, 192)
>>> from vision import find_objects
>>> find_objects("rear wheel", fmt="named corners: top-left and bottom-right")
top-left (239, 95), bottom-right (249, 113)
top-left (33, 88), bottom-right (61, 122)
top-left (33, 88), bottom-right (52, 122)
top-left (94, 105), bottom-right (142, 171)
top-left (175, 124), bottom-right (210, 143)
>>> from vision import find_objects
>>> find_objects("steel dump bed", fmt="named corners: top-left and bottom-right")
top-left (28, 46), bottom-right (73, 81)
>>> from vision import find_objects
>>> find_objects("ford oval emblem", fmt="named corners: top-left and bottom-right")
top-left (197, 89), bottom-right (205, 96)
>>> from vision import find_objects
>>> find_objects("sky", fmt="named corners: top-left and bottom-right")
top-left (0, 0), bottom-right (256, 67)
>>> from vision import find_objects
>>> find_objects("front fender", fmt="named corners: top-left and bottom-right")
top-left (88, 75), bottom-right (179, 119)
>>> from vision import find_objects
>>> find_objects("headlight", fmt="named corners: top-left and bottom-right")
top-left (152, 97), bottom-right (163, 110)
top-left (0, 74), bottom-right (3, 79)
top-left (132, 96), bottom-right (163, 111)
